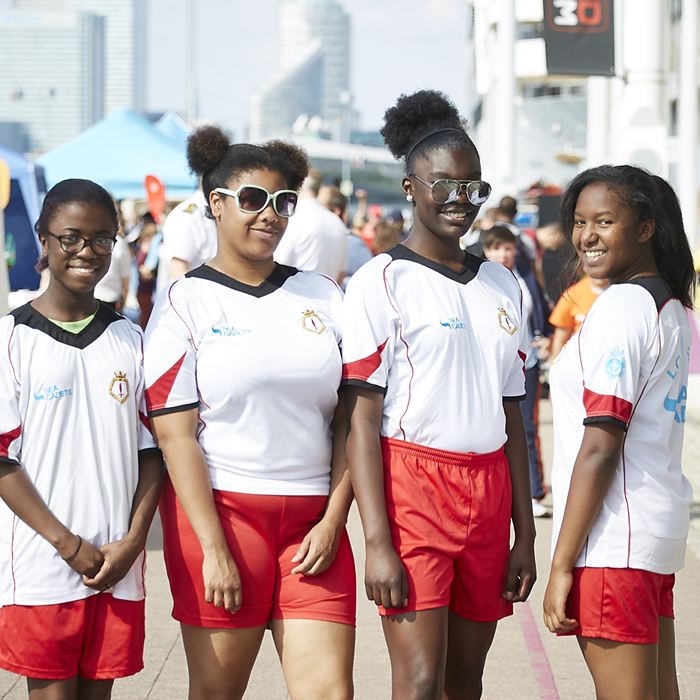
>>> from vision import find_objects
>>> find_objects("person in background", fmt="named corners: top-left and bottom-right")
top-left (544, 164), bottom-right (694, 700)
top-left (385, 210), bottom-right (407, 241)
top-left (274, 168), bottom-right (347, 284)
top-left (549, 274), bottom-right (609, 361)
top-left (371, 222), bottom-right (401, 257)
top-left (134, 220), bottom-right (159, 330)
top-left (496, 196), bottom-right (537, 264)
top-left (482, 225), bottom-right (553, 519)
top-left (359, 204), bottom-right (383, 251)
top-left (94, 226), bottom-right (131, 313)
top-left (536, 221), bottom-right (567, 304)
top-left (318, 186), bottom-right (372, 291)
top-left (155, 188), bottom-right (218, 295)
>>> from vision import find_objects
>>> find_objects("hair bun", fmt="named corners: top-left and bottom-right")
top-left (187, 125), bottom-right (231, 176)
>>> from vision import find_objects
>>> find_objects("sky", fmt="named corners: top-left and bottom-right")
top-left (146, 0), bottom-right (470, 140)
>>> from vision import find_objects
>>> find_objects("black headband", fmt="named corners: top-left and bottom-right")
top-left (405, 127), bottom-right (467, 163)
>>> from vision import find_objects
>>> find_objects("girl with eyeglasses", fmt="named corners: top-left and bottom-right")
top-left (144, 126), bottom-right (355, 700)
top-left (0, 179), bottom-right (163, 699)
top-left (543, 165), bottom-right (694, 699)
top-left (343, 90), bottom-right (536, 700)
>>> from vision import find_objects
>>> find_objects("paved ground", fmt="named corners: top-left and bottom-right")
top-left (2, 382), bottom-right (700, 699)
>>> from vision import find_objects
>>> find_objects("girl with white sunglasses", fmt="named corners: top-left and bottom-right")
top-left (144, 126), bottom-right (355, 700)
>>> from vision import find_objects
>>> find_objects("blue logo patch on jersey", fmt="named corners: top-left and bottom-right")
top-left (664, 355), bottom-right (687, 423)
top-left (33, 385), bottom-right (72, 401)
top-left (440, 317), bottom-right (467, 330)
top-left (605, 347), bottom-right (625, 379)
top-left (211, 325), bottom-right (252, 337)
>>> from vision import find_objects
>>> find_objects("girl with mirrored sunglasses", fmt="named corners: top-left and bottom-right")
top-left (144, 125), bottom-right (355, 700)
top-left (0, 178), bottom-right (163, 699)
top-left (343, 90), bottom-right (536, 700)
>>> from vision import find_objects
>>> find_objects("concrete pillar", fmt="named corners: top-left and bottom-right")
top-left (494, 0), bottom-right (515, 192)
top-left (678, 0), bottom-right (698, 245)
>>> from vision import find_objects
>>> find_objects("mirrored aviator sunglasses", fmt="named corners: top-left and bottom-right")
top-left (214, 185), bottom-right (299, 218)
top-left (431, 179), bottom-right (492, 206)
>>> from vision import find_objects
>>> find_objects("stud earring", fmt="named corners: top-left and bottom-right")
top-left (406, 194), bottom-right (413, 202)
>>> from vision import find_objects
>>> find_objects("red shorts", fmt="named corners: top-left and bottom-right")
top-left (563, 567), bottom-right (675, 644)
top-left (0, 594), bottom-right (145, 680)
top-left (160, 476), bottom-right (356, 628)
top-left (380, 437), bottom-right (512, 621)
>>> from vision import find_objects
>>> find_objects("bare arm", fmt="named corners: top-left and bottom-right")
top-left (83, 450), bottom-right (164, 589)
top-left (291, 390), bottom-right (354, 575)
top-left (0, 462), bottom-right (104, 578)
top-left (151, 408), bottom-right (242, 612)
top-left (502, 400), bottom-right (537, 603)
top-left (345, 386), bottom-right (408, 608)
top-left (168, 257), bottom-right (189, 282)
top-left (543, 422), bottom-right (624, 633)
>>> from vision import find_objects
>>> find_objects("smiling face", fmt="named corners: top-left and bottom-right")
top-left (209, 167), bottom-right (289, 267)
top-left (404, 146), bottom-right (484, 243)
top-left (40, 201), bottom-right (116, 300)
top-left (572, 183), bottom-right (656, 284)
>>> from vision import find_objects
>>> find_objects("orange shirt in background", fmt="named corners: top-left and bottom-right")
top-left (549, 276), bottom-right (603, 334)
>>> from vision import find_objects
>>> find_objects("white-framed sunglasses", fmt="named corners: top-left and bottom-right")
top-left (214, 185), bottom-right (299, 218)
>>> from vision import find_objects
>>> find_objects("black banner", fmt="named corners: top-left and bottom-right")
top-left (543, 0), bottom-right (615, 76)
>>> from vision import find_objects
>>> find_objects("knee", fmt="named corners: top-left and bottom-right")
top-left (393, 662), bottom-right (443, 700)
top-left (188, 675), bottom-right (248, 700)
top-left (444, 665), bottom-right (486, 700)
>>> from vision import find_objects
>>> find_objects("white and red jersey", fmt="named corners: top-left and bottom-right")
top-left (341, 246), bottom-right (528, 454)
top-left (550, 277), bottom-right (693, 574)
top-left (144, 264), bottom-right (343, 496)
top-left (0, 304), bottom-right (156, 606)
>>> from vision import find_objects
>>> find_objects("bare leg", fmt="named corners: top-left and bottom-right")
top-left (77, 678), bottom-right (114, 700)
top-left (578, 636), bottom-right (659, 700)
top-left (180, 623), bottom-right (266, 700)
top-left (28, 678), bottom-right (78, 700)
top-left (271, 619), bottom-right (354, 700)
top-left (657, 617), bottom-right (680, 700)
top-left (382, 607), bottom-right (449, 700)
top-left (443, 612), bottom-right (498, 700)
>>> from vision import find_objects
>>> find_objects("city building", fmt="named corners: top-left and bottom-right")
top-left (14, 0), bottom-right (147, 115)
top-left (467, 0), bottom-right (699, 241)
top-left (0, 10), bottom-right (104, 152)
top-left (249, 0), bottom-right (351, 141)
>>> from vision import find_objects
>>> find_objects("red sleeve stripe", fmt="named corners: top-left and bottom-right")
top-left (0, 425), bottom-right (21, 457)
top-left (139, 411), bottom-right (152, 434)
top-left (583, 387), bottom-right (633, 425)
top-left (518, 350), bottom-right (527, 376)
top-left (342, 339), bottom-right (388, 382)
top-left (145, 353), bottom-right (187, 412)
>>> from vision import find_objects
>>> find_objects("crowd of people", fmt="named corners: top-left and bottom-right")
top-left (0, 89), bottom-right (694, 700)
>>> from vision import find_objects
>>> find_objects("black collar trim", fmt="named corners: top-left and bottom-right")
top-left (11, 302), bottom-right (122, 348)
top-left (624, 276), bottom-right (674, 312)
top-left (386, 245), bottom-right (483, 284)
top-left (186, 263), bottom-right (299, 297)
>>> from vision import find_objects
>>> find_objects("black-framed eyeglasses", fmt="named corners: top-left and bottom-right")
top-left (45, 232), bottom-right (116, 255)
top-left (214, 185), bottom-right (299, 218)
top-left (409, 174), bottom-right (492, 206)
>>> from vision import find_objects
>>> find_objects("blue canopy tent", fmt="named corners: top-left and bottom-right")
top-left (156, 111), bottom-right (191, 152)
top-left (0, 145), bottom-right (43, 291)
top-left (36, 109), bottom-right (198, 200)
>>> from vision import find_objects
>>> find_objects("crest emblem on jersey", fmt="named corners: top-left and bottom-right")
top-left (109, 371), bottom-right (130, 403)
top-left (498, 307), bottom-right (516, 335)
top-left (302, 310), bottom-right (326, 334)
top-left (605, 347), bottom-right (625, 379)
